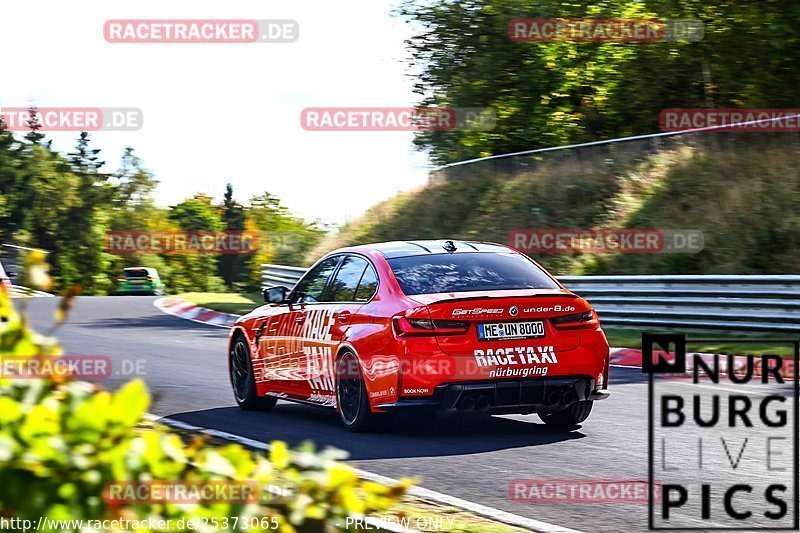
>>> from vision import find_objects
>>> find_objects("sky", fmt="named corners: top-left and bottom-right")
top-left (0, 0), bottom-right (430, 226)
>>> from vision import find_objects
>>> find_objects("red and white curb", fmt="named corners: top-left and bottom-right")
top-left (609, 347), bottom-right (653, 369)
top-left (154, 296), bottom-right (239, 328)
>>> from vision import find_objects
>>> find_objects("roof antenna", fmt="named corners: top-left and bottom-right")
top-left (443, 240), bottom-right (457, 253)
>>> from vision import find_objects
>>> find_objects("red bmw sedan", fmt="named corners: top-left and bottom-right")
top-left (228, 240), bottom-right (610, 431)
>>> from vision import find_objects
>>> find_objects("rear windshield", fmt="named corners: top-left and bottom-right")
top-left (387, 252), bottom-right (559, 295)
top-left (124, 269), bottom-right (149, 278)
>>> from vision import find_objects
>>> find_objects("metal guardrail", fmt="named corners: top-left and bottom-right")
top-left (431, 113), bottom-right (800, 171)
top-left (559, 275), bottom-right (800, 332)
top-left (261, 264), bottom-right (308, 288)
top-left (262, 265), bottom-right (800, 332)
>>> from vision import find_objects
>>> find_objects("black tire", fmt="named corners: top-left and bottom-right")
top-left (335, 351), bottom-right (375, 432)
top-left (539, 400), bottom-right (594, 428)
top-left (229, 335), bottom-right (277, 411)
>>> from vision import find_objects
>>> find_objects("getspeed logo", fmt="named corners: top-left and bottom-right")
top-left (453, 307), bottom-right (504, 316)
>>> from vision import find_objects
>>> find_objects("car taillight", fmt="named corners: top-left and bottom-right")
top-left (393, 317), bottom-right (470, 336)
top-left (405, 318), bottom-right (433, 330)
top-left (117, 277), bottom-right (126, 281)
top-left (146, 276), bottom-right (153, 281)
top-left (431, 320), bottom-right (470, 333)
top-left (550, 310), bottom-right (597, 329)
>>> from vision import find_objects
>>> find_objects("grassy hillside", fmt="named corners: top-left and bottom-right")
top-left (311, 135), bottom-right (800, 276)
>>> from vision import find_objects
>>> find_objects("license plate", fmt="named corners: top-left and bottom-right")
top-left (478, 320), bottom-right (545, 341)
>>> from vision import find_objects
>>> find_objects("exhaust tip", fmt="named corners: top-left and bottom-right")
top-left (563, 391), bottom-right (577, 405)
top-left (460, 396), bottom-right (476, 411)
top-left (546, 391), bottom-right (562, 405)
top-left (475, 395), bottom-right (491, 411)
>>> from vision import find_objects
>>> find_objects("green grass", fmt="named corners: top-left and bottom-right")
top-left (178, 292), bottom-right (263, 315)
top-left (604, 328), bottom-right (795, 357)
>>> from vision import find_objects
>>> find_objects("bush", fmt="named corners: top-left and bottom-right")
top-left (0, 284), bottom-right (408, 531)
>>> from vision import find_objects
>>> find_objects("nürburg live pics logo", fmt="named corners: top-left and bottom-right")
top-left (645, 332), bottom-right (799, 530)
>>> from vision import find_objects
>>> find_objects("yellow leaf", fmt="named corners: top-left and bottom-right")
top-left (270, 441), bottom-right (291, 469)
top-left (0, 397), bottom-right (23, 423)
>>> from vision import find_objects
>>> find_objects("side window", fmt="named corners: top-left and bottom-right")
top-left (326, 256), bottom-right (368, 302)
top-left (291, 257), bottom-right (340, 304)
top-left (354, 264), bottom-right (378, 302)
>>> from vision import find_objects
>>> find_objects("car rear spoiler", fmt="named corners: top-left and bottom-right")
top-left (408, 289), bottom-right (577, 307)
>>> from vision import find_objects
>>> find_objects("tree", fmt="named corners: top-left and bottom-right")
top-left (69, 131), bottom-right (105, 175)
top-left (247, 192), bottom-right (325, 273)
top-left (166, 194), bottom-right (226, 292)
top-left (218, 183), bottom-right (248, 289)
top-left (54, 132), bottom-right (112, 293)
top-left (0, 114), bottom-right (23, 242)
top-left (0, 122), bottom-right (322, 294)
top-left (111, 147), bottom-right (158, 228)
top-left (23, 106), bottom-right (44, 146)
top-left (399, 0), bottom-right (800, 164)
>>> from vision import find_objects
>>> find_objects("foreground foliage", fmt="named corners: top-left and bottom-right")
top-left (0, 285), bottom-right (407, 531)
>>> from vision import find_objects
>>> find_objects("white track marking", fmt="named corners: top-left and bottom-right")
top-left (146, 414), bottom-right (584, 533)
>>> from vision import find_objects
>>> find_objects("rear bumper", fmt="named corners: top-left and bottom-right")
top-left (374, 376), bottom-right (609, 415)
top-left (117, 284), bottom-right (157, 294)
top-left (118, 290), bottom-right (157, 295)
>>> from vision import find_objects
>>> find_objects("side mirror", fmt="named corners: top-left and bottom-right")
top-left (262, 286), bottom-right (289, 304)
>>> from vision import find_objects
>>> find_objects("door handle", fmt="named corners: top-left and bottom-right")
top-left (295, 315), bottom-right (304, 324)
top-left (337, 311), bottom-right (352, 324)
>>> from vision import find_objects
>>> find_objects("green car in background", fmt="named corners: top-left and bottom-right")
top-left (116, 267), bottom-right (165, 296)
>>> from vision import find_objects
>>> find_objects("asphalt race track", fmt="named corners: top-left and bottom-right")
top-left (25, 296), bottom-right (797, 532)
